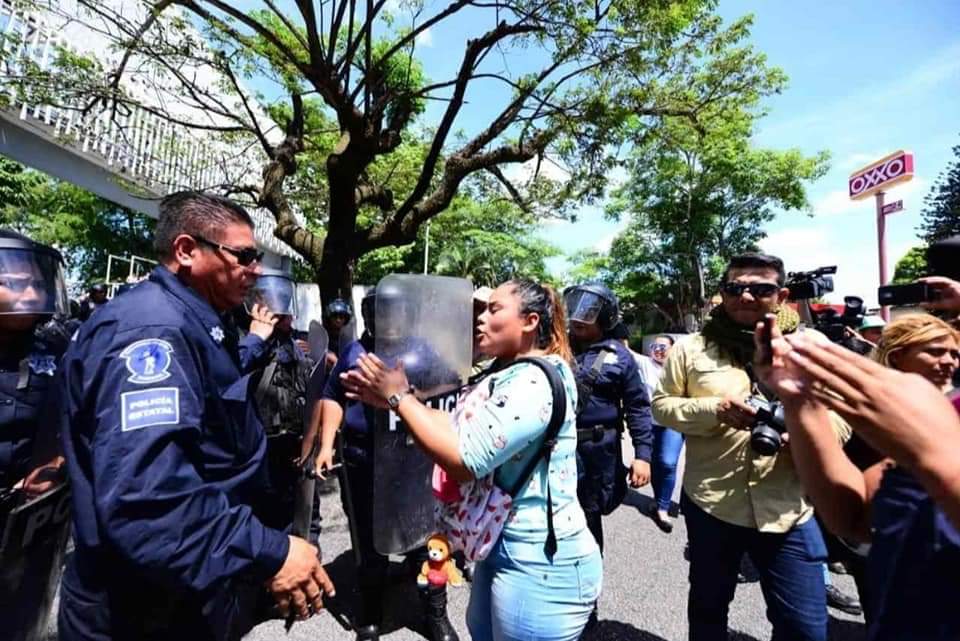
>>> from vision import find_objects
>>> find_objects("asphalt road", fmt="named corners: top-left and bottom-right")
top-left (241, 475), bottom-right (866, 641)
top-left (45, 458), bottom-right (866, 641)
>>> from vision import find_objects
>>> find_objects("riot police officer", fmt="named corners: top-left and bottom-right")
top-left (57, 192), bottom-right (333, 641)
top-left (77, 282), bottom-right (107, 321)
top-left (239, 270), bottom-right (315, 533)
top-left (316, 285), bottom-right (462, 641)
top-left (565, 283), bottom-right (653, 554)
top-left (324, 297), bottom-right (353, 357)
top-left (0, 229), bottom-right (72, 641)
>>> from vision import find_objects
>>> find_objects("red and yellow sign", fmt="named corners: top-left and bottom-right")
top-left (848, 150), bottom-right (914, 200)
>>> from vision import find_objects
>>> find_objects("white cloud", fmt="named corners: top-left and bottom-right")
top-left (415, 27), bottom-right (433, 47)
top-left (810, 177), bottom-right (927, 218)
top-left (760, 226), bottom-right (918, 307)
top-left (839, 151), bottom-right (887, 171)
top-left (759, 42), bottom-right (960, 142)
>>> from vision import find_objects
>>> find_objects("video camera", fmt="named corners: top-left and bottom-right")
top-left (786, 266), bottom-right (836, 301)
top-left (745, 396), bottom-right (787, 456)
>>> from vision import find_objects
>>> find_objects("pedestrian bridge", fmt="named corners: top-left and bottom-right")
top-left (0, 0), bottom-right (299, 265)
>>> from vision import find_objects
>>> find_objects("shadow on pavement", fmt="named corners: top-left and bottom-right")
top-left (587, 620), bottom-right (669, 641)
top-left (829, 615), bottom-right (867, 640)
top-left (322, 549), bottom-right (436, 638)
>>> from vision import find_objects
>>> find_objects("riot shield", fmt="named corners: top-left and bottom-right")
top-left (0, 483), bottom-right (71, 641)
top-left (308, 321), bottom-right (329, 367)
top-left (372, 275), bottom-right (472, 555)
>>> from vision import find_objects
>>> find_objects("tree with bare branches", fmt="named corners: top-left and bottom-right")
top-left (16, 0), bottom-right (782, 301)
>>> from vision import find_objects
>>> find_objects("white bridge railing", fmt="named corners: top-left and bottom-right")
top-left (0, 0), bottom-right (300, 260)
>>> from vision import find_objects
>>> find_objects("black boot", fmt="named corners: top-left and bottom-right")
top-left (355, 585), bottom-right (383, 641)
top-left (420, 584), bottom-right (459, 641)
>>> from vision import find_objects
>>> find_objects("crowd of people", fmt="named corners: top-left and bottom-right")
top-left (1, 190), bottom-right (960, 641)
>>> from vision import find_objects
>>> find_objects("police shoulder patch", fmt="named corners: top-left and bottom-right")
top-left (120, 339), bottom-right (174, 384)
top-left (121, 387), bottom-right (180, 432)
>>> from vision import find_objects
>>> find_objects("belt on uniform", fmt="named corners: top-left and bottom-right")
top-left (576, 425), bottom-right (618, 443)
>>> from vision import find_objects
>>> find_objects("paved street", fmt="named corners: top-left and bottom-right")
top-left (46, 457), bottom-right (866, 641)
top-left (240, 477), bottom-right (866, 641)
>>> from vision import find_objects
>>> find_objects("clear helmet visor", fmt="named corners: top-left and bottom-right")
top-left (244, 274), bottom-right (297, 316)
top-left (564, 289), bottom-right (605, 326)
top-left (377, 297), bottom-right (410, 341)
top-left (0, 248), bottom-right (68, 316)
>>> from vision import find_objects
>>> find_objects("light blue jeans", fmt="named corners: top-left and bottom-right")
top-left (467, 530), bottom-right (602, 641)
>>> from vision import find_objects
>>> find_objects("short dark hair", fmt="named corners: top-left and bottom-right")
top-left (655, 334), bottom-right (675, 346)
top-left (154, 191), bottom-right (255, 259)
top-left (721, 252), bottom-right (786, 286)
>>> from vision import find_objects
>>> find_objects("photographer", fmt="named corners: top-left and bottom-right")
top-left (754, 313), bottom-right (960, 641)
top-left (652, 252), bottom-right (848, 641)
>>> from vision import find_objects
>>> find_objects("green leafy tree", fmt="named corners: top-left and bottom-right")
top-left (604, 15), bottom-right (829, 327)
top-left (0, 158), bottom-right (154, 287)
top-left (356, 179), bottom-right (558, 286)
top-left (892, 246), bottom-right (928, 284)
top-left (20, 0), bottom-right (784, 303)
top-left (920, 139), bottom-right (960, 243)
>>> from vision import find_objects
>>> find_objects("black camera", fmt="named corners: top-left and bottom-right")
top-left (786, 266), bottom-right (836, 301)
top-left (878, 282), bottom-right (942, 306)
top-left (745, 396), bottom-right (787, 456)
top-left (815, 295), bottom-right (866, 344)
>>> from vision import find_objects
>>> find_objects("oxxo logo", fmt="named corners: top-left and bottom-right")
top-left (848, 151), bottom-right (914, 200)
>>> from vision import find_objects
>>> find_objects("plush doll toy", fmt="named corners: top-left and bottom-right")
top-left (417, 534), bottom-right (464, 588)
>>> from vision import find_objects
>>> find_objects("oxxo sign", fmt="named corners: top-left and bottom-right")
top-left (848, 150), bottom-right (914, 200)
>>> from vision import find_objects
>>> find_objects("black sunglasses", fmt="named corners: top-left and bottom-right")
top-left (193, 235), bottom-right (264, 267)
top-left (721, 282), bottom-right (780, 298)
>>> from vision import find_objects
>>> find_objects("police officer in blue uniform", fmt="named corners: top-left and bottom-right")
top-left (566, 283), bottom-right (653, 553)
top-left (0, 229), bottom-right (72, 641)
top-left (57, 192), bottom-right (334, 641)
top-left (316, 288), bottom-right (459, 641)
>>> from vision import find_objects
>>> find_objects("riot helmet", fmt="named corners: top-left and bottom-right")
top-left (361, 289), bottom-right (377, 335)
top-left (325, 298), bottom-right (352, 321)
top-left (244, 268), bottom-right (297, 317)
top-left (564, 282), bottom-right (620, 331)
top-left (0, 229), bottom-right (68, 318)
top-left (324, 298), bottom-right (353, 335)
top-left (374, 279), bottom-right (413, 343)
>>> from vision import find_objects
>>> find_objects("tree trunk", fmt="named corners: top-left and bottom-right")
top-left (316, 148), bottom-right (363, 305)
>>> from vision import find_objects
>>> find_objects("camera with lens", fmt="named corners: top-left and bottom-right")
top-left (744, 396), bottom-right (787, 456)
top-left (786, 266), bottom-right (836, 301)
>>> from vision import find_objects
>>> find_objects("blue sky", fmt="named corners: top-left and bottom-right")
top-left (546, 0), bottom-right (960, 305)
top-left (397, 0), bottom-right (959, 304)
top-left (243, 1), bottom-right (958, 303)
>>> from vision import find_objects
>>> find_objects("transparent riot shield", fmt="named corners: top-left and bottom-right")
top-left (0, 482), bottom-right (71, 641)
top-left (372, 275), bottom-right (472, 555)
top-left (308, 320), bottom-right (329, 366)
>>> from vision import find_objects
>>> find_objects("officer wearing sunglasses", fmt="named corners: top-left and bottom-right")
top-left (652, 252), bottom-right (851, 641)
top-left (58, 192), bottom-right (335, 641)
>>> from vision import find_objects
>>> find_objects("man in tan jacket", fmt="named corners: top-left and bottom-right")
top-left (653, 252), bottom-right (848, 641)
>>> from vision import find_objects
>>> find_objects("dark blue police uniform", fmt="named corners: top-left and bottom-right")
top-left (58, 266), bottom-right (289, 641)
top-left (0, 329), bottom-right (68, 641)
top-left (0, 333), bottom-right (63, 488)
top-left (574, 338), bottom-right (652, 551)
top-left (866, 465), bottom-right (960, 641)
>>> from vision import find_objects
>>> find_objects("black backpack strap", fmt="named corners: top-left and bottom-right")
top-left (502, 356), bottom-right (567, 560)
top-left (576, 343), bottom-right (616, 413)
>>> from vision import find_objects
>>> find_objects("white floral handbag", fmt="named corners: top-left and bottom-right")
top-left (433, 357), bottom-right (567, 562)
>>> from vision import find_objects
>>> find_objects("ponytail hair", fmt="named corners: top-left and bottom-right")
top-left (507, 279), bottom-right (573, 364)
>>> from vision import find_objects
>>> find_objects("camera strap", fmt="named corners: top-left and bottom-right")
top-left (744, 363), bottom-right (776, 402)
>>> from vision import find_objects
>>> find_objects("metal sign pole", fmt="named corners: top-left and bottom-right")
top-left (876, 191), bottom-right (889, 321)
